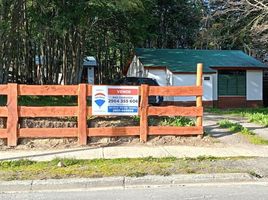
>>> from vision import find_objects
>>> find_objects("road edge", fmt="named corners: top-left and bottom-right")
top-left (0, 173), bottom-right (264, 192)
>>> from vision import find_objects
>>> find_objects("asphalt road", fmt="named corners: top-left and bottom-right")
top-left (1, 182), bottom-right (268, 200)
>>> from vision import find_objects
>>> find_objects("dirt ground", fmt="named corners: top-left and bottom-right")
top-left (1, 113), bottom-right (266, 151)
top-left (0, 135), bottom-right (218, 151)
top-left (0, 116), bottom-right (220, 150)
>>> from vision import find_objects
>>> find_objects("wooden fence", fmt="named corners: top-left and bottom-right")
top-left (0, 64), bottom-right (203, 147)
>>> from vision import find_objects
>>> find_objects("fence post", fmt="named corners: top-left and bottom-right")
top-left (7, 83), bottom-right (18, 146)
top-left (196, 63), bottom-right (203, 130)
top-left (140, 84), bottom-right (149, 142)
top-left (78, 84), bottom-right (87, 145)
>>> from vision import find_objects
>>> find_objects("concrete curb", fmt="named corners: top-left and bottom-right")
top-left (0, 173), bottom-right (260, 192)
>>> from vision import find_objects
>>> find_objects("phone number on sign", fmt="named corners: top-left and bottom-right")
top-left (108, 99), bottom-right (138, 104)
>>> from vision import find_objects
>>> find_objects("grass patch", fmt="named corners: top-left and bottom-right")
top-left (0, 159), bottom-right (36, 168)
top-left (0, 156), bottom-right (250, 181)
top-left (207, 108), bottom-right (268, 127)
top-left (218, 119), bottom-right (268, 145)
top-left (19, 96), bottom-right (77, 106)
top-left (0, 95), bottom-right (78, 106)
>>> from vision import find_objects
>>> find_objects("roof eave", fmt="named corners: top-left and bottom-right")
top-left (210, 66), bottom-right (267, 70)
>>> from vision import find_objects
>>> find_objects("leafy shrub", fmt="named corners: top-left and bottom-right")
top-left (159, 116), bottom-right (195, 127)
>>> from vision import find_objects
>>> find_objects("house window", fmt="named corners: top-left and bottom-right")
top-left (218, 70), bottom-right (246, 96)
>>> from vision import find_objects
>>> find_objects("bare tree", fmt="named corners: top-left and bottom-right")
top-left (198, 0), bottom-right (267, 59)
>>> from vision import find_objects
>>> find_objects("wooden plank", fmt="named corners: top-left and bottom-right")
top-left (0, 85), bottom-right (8, 95)
top-left (149, 86), bottom-right (202, 96)
top-left (18, 85), bottom-right (78, 96)
top-left (7, 83), bottom-right (18, 146)
top-left (140, 84), bottom-right (149, 142)
top-left (149, 126), bottom-right (203, 135)
top-left (78, 84), bottom-right (87, 145)
top-left (18, 128), bottom-right (77, 138)
top-left (88, 127), bottom-right (139, 136)
top-left (18, 106), bottom-right (77, 117)
top-left (0, 129), bottom-right (7, 138)
top-left (196, 63), bottom-right (203, 128)
top-left (87, 107), bottom-right (92, 116)
top-left (17, 126), bottom-right (202, 138)
top-left (0, 107), bottom-right (8, 117)
top-left (148, 106), bottom-right (203, 117)
top-left (86, 85), bottom-right (92, 96)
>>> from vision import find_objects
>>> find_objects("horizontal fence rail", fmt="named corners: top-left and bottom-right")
top-left (0, 64), bottom-right (203, 146)
top-left (149, 86), bottom-right (203, 96)
top-left (148, 106), bottom-right (203, 117)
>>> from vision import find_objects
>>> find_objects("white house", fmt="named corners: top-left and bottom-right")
top-left (127, 48), bottom-right (268, 108)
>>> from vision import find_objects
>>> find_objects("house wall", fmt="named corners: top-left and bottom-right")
top-left (172, 74), bottom-right (214, 102)
top-left (217, 70), bottom-right (263, 108)
top-left (246, 70), bottom-right (263, 100)
top-left (146, 69), bottom-right (167, 86)
top-left (127, 55), bottom-right (145, 77)
top-left (145, 70), bottom-right (215, 104)
top-left (212, 73), bottom-right (218, 101)
top-left (127, 58), bottom-right (215, 106)
top-left (145, 68), bottom-right (175, 101)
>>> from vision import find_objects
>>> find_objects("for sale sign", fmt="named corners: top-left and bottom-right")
top-left (92, 86), bottom-right (139, 115)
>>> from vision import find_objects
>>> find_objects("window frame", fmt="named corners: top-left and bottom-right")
top-left (218, 70), bottom-right (247, 97)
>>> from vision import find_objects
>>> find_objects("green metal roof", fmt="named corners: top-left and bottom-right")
top-left (135, 48), bottom-right (267, 73)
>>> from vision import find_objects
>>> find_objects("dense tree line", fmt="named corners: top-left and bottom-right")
top-left (0, 0), bottom-right (202, 84)
top-left (0, 0), bottom-right (266, 85)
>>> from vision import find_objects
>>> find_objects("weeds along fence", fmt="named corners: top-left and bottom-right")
top-left (0, 64), bottom-right (203, 147)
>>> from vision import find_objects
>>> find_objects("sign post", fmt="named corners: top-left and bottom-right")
top-left (92, 86), bottom-right (139, 116)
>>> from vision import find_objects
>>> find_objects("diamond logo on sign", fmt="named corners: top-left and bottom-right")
top-left (94, 92), bottom-right (106, 108)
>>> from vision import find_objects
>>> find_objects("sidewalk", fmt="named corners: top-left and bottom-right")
top-left (1, 144), bottom-right (268, 161)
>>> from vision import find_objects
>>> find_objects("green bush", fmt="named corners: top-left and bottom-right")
top-left (159, 116), bottom-right (195, 127)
